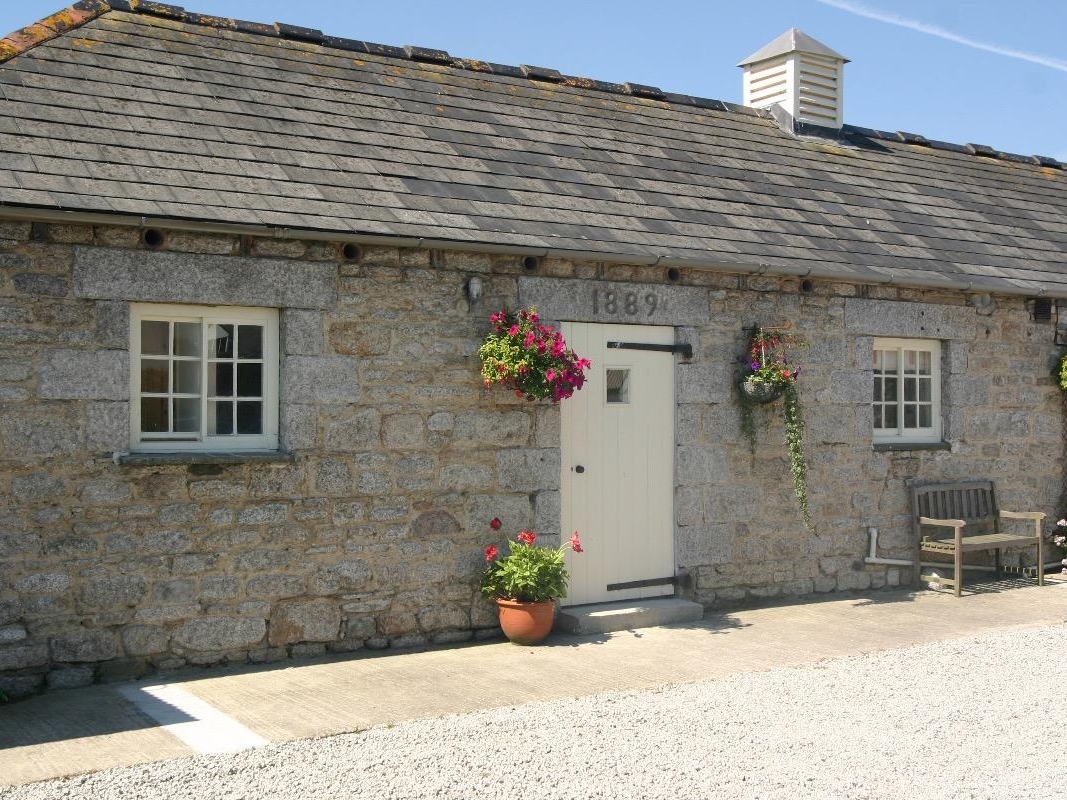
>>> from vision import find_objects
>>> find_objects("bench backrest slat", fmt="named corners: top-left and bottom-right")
top-left (910, 480), bottom-right (999, 541)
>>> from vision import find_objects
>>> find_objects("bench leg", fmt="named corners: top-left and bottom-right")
top-left (954, 547), bottom-right (963, 597)
top-left (994, 548), bottom-right (1002, 578)
top-left (1038, 532), bottom-right (1045, 587)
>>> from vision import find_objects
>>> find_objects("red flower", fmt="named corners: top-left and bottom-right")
top-left (489, 517), bottom-right (502, 531)
top-left (516, 530), bottom-right (537, 545)
top-left (568, 531), bottom-right (583, 553)
top-left (484, 544), bottom-right (498, 562)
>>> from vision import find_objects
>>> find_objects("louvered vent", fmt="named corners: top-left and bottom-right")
top-left (739, 29), bottom-right (848, 130)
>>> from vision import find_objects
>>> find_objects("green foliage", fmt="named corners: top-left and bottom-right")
top-left (736, 326), bottom-right (813, 532)
top-left (1058, 352), bottom-right (1067, 392)
top-left (480, 529), bottom-right (583, 603)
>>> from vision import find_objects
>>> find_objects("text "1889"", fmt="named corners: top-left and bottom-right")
top-left (592, 290), bottom-right (659, 317)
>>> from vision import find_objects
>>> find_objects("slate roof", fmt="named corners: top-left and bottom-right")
top-left (1, 1), bottom-right (1066, 296)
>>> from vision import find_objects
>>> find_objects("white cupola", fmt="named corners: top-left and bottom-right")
top-left (738, 28), bottom-right (849, 129)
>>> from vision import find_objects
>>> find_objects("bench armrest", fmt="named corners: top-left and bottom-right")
top-left (918, 516), bottom-right (966, 528)
top-left (999, 510), bottom-right (1046, 521)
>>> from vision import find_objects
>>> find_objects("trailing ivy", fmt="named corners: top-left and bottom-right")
top-left (781, 382), bottom-right (811, 530)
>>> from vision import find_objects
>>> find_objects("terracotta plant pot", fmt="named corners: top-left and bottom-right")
top-left (495, 598), bottom-right (555, 645)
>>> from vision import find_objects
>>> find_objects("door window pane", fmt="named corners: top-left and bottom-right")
top-left (606, 369), bottom-right (630, 404)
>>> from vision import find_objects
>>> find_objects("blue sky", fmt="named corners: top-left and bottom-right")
top-left (3, 0), bottom-right (1066, 160)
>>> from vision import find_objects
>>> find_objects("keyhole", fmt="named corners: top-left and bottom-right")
top-left (574, 465), bottom-right (585, 474)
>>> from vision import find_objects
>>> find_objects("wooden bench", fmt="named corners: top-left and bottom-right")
top-left (910, 480), bottom-right (1045, 597)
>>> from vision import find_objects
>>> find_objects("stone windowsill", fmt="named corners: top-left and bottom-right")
top-left (116, 450), bottom-right (297, 466)
top-left (873, 441), bottom-right (951, 452)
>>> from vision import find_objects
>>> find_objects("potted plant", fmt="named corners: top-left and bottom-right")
top-left (479, 307), bottom-right (591, 402)
top-left (480, 518), bottom-right (584, 645)
top-left (736, 325), bottom-right (812, 531)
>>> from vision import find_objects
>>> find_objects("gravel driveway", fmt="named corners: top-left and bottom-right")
top-left (4, 623), bottom-right (1063, 800)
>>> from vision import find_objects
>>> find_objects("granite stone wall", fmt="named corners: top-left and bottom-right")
top-left (1, 220), bottom-right (1062, 697)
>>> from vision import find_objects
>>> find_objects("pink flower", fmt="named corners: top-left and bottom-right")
top-left (568, 531), bottom-right (583, 553)
top-left (489, 517), bottom-right (502, 531)
top-left (546, 368), bottom-right (556, 382)
top-left (508, 325), bottom-right (519, 337)
top-left (524, 331), bottom-right (535, 348)
top-left (484, 544), bottom-right (498, 562)
top-left (516, 530), bottom-right (537, 545)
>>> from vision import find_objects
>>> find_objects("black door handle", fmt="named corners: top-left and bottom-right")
top-left (574, 465), bottom-right (585, 474)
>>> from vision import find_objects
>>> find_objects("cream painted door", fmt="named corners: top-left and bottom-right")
top-left (561, 322), bottom-right (676, 606)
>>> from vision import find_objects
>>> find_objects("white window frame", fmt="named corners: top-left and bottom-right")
top-left (130, 303), bottom-right (279, 452)
top-left (872, 337), bottom-right (942, 444)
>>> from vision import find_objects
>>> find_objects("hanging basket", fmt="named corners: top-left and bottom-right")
top-left (738, 378), bottom-right (784, 405)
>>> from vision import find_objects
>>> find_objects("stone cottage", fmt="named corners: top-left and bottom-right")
top-left (1, 1), bottom-right (1065, 696)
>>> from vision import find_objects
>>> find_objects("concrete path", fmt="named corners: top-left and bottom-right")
top-left (3, 576), bottom-right (1066, 788)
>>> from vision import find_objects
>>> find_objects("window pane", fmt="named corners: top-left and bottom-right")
top-left (210, 363), bottom-right (234, 397)
top-left (173, 398), bottom-right (200, 433)
top-left (237, 363), bottom-right (262, 398)
top-left (885, 405), bottom-right (898, 428)
top-left (211, 401), bottom-right (233, 435)
top-left (904, 405), bottom-right (916, 428)
top-left (210, 324), bottom-right (234, 358)
top-left (872, 376), bottom-right (880, 402)
top-left (606, 368), bottom-right (629, 404)
top-left (882, 350), bottom-right (898, 371)
top-left (173, 360), bottom-right (200, 394)
top-left (917, 351), bottom-right (931, 374)
top-left (173, 322), bottom-right (200, 357)
top-left (238, 325), bottom-right (263, 359)
top-left (141, 321), bottom-right (169, 355)
top-left (919, 405), bottom-right (931, 427)
top-left (236, 401), bottom-right (262, 434)
top-left (904, 350), bottom-right (917, 372)
top-left (904, 377), bottom-right (916, 401)
top-left (873, 406), bottom-right (883, 428)
top-left (918, 379), bottom-right (931, 402)
top-left (140, 397), bottom-right (168, 432)
top-left (885, 377), bottom-right (897, 400)
top-left (141, 359), bottom-right (169, 393)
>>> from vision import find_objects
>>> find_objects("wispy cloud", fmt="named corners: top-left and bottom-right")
top-left (813, 0), bottom-right (1067, 74)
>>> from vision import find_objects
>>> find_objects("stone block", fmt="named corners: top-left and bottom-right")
top-left (133, 604), bottom-right (201, 624)
top-left (382, 414), bottom-right (426, 450)
top-left (85, 401), bottom-right (129, 452)
top-left (677, 523), bottom-right (732, 566)
top-left (311, 560), bottom-right (371, 593)
top-left (94, 300), bottom-right (129, 348)
top-left (282, 356), bottom-right (360, 403)
top-left (281, 308), bottom-right (324, 355)
top-left (440, 463), bottom-right (494, 490)
top-left (152, 580), bottom-right (195, 604)
top-left (427, 411), bottom-right (454, 432)
top-left (332, 500), bottom-right (365, 523)
top-left (844, 298), bottom-right (975, 340)
top-left (0, 625), bottom-right (27, 643)
top-left (677, 361), bottom-right (731, 403)
top-left (315, 460), bottom-right (353, 495)
top-left (496, 448), bottom-right (560, 492)
top-left (79, 478), bottom-right (132, 505)
top-left (15, 572), bottom-right (71, 595)
top-left (534, 490), bottom-right (561, 537)
top-left (11, 472), bottom-right (65, 503)
top-left (676, 445), bottom-right (728, 485)
top-left (46, 665), bottom-right (95, 690)
top-left (141, 529), bottom-right (193, 554)
top-left (14, 272), bottom-right (68, 297)
top-left (237, 503), bottom-right (289, 525)
top-left (322, 407), bottom-right (380, 450)
top-left (518, 277), bottom-right (709, 326)
top-left (268, 599), bottom-right (341, 646)
top-left (417, 605), bottom-right (468, 632)
top-left (453, 411), bottom-right (531, 448)
top-left (411, 510), bottom-right (460, 537)
top-left (281, 403), bottom-right (317, 450)
top-left (78, 575), bottom-right (147, 611)
top-left (38, 349), bottom-right (128, 400)
top-left (328, 322), bottom-right (390, 356)
top-left (200, 576), bottom-right (239, 600)
top-left (1, 405), bottom-right (80, 455)
top-left (73, 247), bottom-right (336, 309)
top-left (172, 616), bottom-right (266, 652)
top-left (246, 574), bottom-right (306, 599)
top-left (0, 641), bottom-right (48, 671)
top-left (51, 630), bottom-right (117, 662)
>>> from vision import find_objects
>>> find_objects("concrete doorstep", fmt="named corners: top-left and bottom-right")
top-left (555, 598), bottom-right (704, 635)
